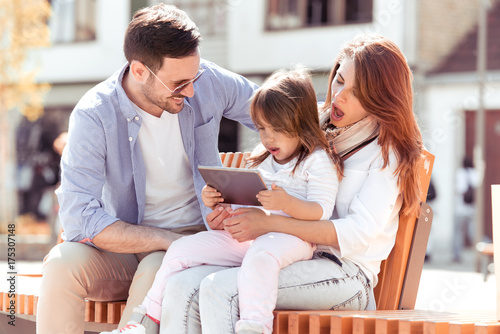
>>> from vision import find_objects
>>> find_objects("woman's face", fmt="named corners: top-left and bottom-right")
top-left (329, 58), bottom-right (369, 128)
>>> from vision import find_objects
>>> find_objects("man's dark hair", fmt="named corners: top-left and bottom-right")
top-left (124, 4), bottom-right (201, 73)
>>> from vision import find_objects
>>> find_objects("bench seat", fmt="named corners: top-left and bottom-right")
top-left (2, 293), bottom-right (499, 333)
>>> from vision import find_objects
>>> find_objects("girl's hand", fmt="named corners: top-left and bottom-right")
top-left (223, 207), bottom-right (270, 242)
top-left (256, 183), bottom-right (290, 211)
top-left (202, 185), bottom-right (224, 209)
top-left (206, 205), bottom-right (233, 230)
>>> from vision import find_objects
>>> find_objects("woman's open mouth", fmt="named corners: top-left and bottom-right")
top-left (331, 103), bottom-right (344, 121)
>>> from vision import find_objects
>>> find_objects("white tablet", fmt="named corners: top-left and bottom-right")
top-left (198, 166), bottom-right (268, 206)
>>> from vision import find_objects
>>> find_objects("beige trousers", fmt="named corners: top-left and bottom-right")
top-left (36, 225), bottom-right (206, 334)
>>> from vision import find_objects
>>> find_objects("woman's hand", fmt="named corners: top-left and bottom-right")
top-left (257, 183), bottom-right (291, 211)
top-left (206, 205), bottom-right (232, 230)
top-left (223, 207), bottom-right (270, 242)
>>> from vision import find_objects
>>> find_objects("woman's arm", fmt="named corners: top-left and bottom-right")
top-left (222, 207), bottom-right (339, 247)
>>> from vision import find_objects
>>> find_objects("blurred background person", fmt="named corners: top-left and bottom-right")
top-left (453, 157), bottom-right (479, 263)
top-left (16, 116), bottom-right (62, 223)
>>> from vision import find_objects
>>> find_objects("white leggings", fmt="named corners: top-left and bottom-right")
top-left (142, 230), bottom-right (315, 334)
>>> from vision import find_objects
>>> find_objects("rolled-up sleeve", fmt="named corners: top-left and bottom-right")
top-left (56, 107), bottom-right (119, 245)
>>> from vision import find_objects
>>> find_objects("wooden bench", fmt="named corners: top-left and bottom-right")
top-left (3, 150), bottom-right (497, 333)
top-left (271, 309), bottom-right (499, 334)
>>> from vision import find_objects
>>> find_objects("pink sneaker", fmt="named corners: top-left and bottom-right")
top-left (101, 306), bottom-right (158, 334)
top-left (101, 321), bottom-right (146, 334)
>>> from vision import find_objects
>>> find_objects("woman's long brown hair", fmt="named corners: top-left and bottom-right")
top-left (321, 35), bottom-right (423, 217)
top-left (248, 68), bottom-right (343, 177)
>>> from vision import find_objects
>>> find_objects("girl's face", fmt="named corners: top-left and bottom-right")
top-left (256, 118), bottom-right (301, 165)
top-left (329, 58), bottom-right (369, 128)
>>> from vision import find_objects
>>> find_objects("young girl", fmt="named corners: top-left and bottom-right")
top-left (104, 68), bottom-right (342, 334)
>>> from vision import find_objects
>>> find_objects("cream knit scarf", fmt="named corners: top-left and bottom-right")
top-left (319, 109), bottom-right (380, 157)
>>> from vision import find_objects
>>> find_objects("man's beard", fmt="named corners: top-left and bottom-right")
top-left (142, 81), bottom-right (185, 114)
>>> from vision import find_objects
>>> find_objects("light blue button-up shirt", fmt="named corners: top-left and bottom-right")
top-left (56, 60), bottom-right (257, 246)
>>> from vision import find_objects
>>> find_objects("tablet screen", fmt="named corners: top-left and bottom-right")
top-left (198, 166), bottom-right (267, 206)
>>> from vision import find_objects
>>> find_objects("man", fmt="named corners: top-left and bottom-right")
top-left (36, 4), bottom-right (257, 334)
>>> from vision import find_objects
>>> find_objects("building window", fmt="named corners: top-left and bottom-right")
top-left (49, 0), bottom-right (97, 44)
top-left (267, 0), bottom-right (372, 30)
top-left (167, 1), bottom-right (227, 37)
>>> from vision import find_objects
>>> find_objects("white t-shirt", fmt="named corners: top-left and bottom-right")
top-left (235, 145), bottom-right (338, 220)
top-left (133, 104), bottom-right (203, 229)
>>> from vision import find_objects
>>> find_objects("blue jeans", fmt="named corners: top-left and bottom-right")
top-left (160, 255), bottom-right (374, 334)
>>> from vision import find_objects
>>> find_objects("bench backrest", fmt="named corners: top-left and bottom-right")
top-left (374, 150), bottom-right (434, 310)
top-left (220, 150), bottom-right (435, 311)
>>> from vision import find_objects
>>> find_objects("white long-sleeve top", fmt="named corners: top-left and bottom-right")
top-left (324, 140), bottom-right (402, 287)
top-left (233, 146), bottom-right (338, 220)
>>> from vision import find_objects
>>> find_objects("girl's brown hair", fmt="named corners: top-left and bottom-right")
top-left (321, 34), bottom-right (423, 217)
top-left (249, 68), bottom-right (343, 177)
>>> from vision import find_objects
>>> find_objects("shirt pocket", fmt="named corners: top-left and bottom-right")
top-left (194, 117), bottom-right (220, 165)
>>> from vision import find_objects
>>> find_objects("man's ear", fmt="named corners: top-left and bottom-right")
top-left (129, 60), bottom-right (148, 83)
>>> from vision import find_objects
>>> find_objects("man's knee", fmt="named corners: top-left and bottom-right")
top-left (39, 242), bottom-right (100, 305)
top-left (136, 251), bottom-right (165, 272)
top-left (42, 242), bottom-right (93, 279)
top-left (130, 251), bottom-right (165, 288)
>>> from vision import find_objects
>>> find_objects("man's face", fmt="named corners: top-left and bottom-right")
top-left (142, 52), bottom-right (201, 114)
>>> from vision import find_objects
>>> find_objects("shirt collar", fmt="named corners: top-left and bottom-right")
top-left (115, 62), bottom-right (141, 121)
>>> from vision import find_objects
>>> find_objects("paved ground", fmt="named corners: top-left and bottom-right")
top-left (416, 247), bottom-right (496, 314)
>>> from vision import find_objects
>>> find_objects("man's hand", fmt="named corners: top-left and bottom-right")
top-left (206, 205), bottom-right (233, 230)
top-left (256, 183), bottom-right (291, 211)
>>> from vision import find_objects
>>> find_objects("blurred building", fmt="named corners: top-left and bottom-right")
top-left (27, 0), bottom-right (500, 256)
top-left (420, 0), bottom-right (500, 251)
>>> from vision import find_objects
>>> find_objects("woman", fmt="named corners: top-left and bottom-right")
top-left (159, 34), bottom-right (423, 334)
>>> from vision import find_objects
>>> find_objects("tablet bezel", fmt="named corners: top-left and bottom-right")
top-left (198, 166), bottom-right (267, 206)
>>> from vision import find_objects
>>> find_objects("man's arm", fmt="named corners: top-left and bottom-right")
top-left (92, 221), bottom-right (183, 253)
